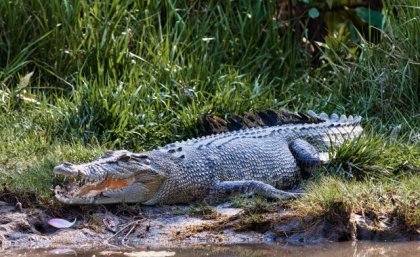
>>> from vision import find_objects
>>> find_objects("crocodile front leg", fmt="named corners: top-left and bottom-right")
top-left (205, 180), bottom-right (304, 204)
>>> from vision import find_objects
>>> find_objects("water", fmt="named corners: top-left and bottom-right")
top-left (3, 241), bottom-right (420, 257)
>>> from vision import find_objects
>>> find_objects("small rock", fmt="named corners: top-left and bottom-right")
top-left (215, 203), bottom-right (243, 217)
top-left (0, 216), bottom-right (12, 225)
top-left (263, 231), bottom-right (278, 242)
top-left (5, 232), bottom-right (27, 240)
top-left (15, 202), bottom-right (23, 212)
top-left (102, 213), bottom-right (121, 232)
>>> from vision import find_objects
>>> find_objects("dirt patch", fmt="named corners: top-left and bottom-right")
top-left (0, 200), bottom-right (418, 251)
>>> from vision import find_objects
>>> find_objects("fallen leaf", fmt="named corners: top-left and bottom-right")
top-left (48, 218), bottom-right (77, 228)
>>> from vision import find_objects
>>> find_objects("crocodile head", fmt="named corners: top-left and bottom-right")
top-left (53, 150), bottom-right (165, 204)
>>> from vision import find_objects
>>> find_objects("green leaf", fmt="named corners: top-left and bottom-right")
top-left (355, 7), bottom-right (385, 30)
top-left (18, 71), bottom-right (34, 89)
top-left (308, 8), bottom-right (320, 19)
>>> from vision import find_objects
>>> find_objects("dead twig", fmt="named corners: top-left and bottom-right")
top-left (106, 218), bottom-right (144, 246)
top-left (121, 223), bottom-right (139, 248)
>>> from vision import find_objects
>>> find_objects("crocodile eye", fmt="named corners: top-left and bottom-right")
top-left (117, 154), bottom-right (131, 162)
top-left (132, 154), bottom-right (152, 165)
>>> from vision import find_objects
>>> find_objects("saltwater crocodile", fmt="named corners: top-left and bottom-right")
top-left (53, 111), bottom-right (363, 205)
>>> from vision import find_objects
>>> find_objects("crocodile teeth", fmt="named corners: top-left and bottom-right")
top-left (56, 193), bottom-right (95, 203)
top-left (103, 188), bottom-right (126, 196)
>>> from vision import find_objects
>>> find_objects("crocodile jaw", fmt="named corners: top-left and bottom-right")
top-left (54, 181), bottom-right (155, 204)
top-left (53, 151), bottom-right (165, 204)
top-left (54, 173), bottom-right (139, 204)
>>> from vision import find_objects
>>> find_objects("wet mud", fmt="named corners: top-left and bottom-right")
top-left (3, 241), bottom-right (420, 257)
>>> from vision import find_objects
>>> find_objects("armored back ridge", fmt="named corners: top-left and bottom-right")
top-left (198, 109), bottom-right (324, 135)
top-left (53, 110), bottom-right (363, 205)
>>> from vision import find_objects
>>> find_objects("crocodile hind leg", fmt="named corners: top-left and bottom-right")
top-left (205, 180), bottom-right (304, 204)
top-left (289, 138), bottom-right (329, 175)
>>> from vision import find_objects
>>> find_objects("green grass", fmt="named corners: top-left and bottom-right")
top-left (0, 0), bottom-right (419, 226)
top-left (327, 133), bottom-right (420, 179)
top-left (292, 175), bottom-right (420, 227)
top-left (291, 134), bottom-right (420, 227)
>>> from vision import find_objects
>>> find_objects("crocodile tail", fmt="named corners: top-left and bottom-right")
top-left (304, 110), bottom-right (363, 148)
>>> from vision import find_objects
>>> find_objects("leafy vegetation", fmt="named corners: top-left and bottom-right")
top-left (279, 0), bottom-right (386, 43)
top-left (0, 0), bottom-right (418, 226)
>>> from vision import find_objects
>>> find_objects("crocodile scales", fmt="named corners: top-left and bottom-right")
top-left (53, 111), bottom-right (363, 205)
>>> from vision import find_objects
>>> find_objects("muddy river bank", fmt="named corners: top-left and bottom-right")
top-left (0, 200), bottom-right (418, 252)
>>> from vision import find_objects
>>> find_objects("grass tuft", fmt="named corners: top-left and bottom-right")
top-left (327, 133), bottom-right (420, 179)
top-left (292, 175), bottom-right (420, 227)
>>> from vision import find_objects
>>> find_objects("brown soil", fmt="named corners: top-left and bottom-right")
top-left (0, 200), bottom-right (418, 251)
